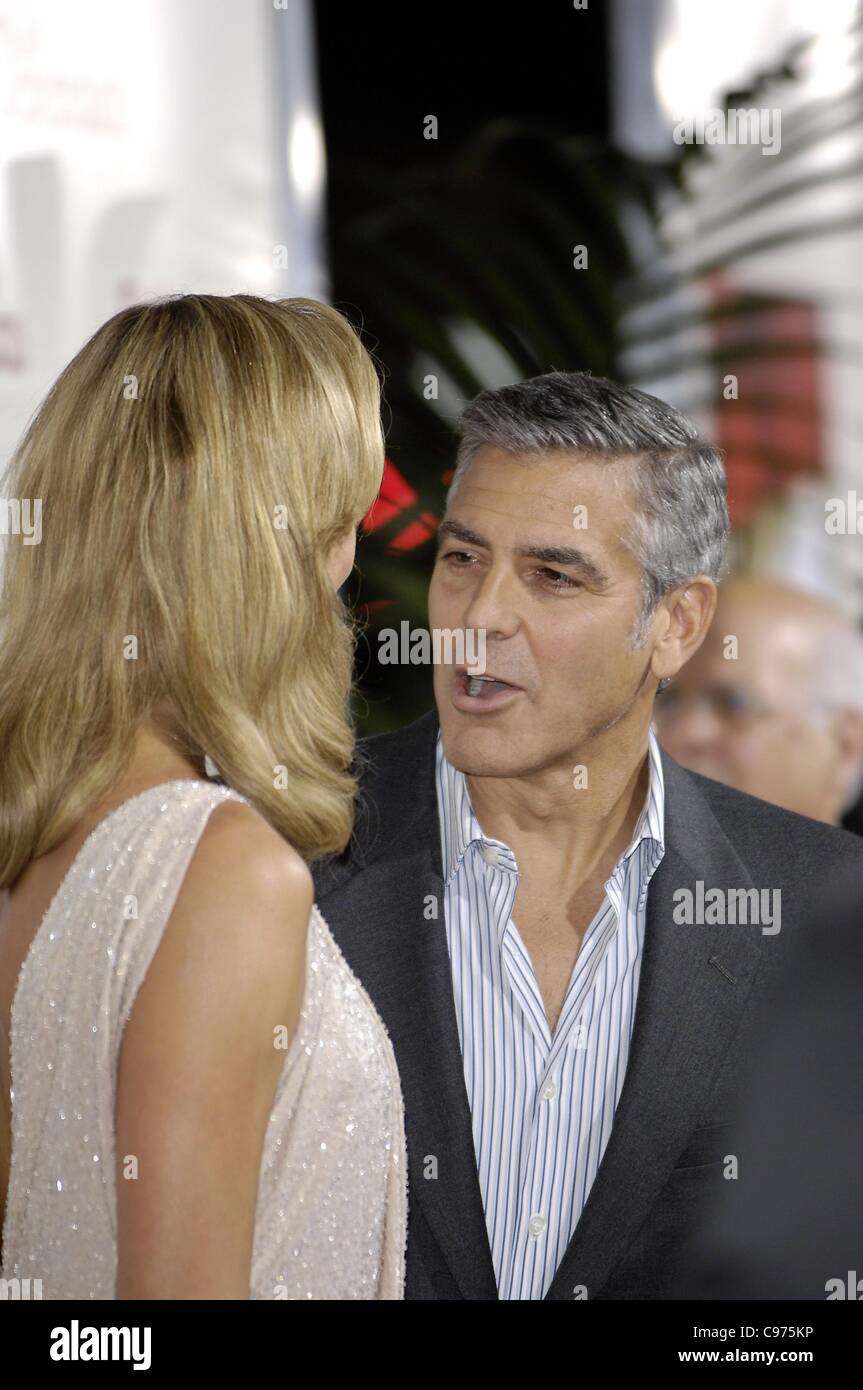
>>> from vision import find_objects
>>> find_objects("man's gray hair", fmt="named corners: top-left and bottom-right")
top-left (449, 371), bottom-right (729, 648)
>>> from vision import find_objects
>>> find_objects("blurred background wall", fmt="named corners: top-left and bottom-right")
top-left (0, 0), bottom-right (325, 470)
top-left (2, 0), bottom-right (862, 746)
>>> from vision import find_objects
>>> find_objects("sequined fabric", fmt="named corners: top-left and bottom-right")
top-left (1, 781), bottom-right (407, 1299)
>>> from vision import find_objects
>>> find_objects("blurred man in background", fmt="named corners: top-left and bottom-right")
top-left (655, 577), bottom-right (863, 826)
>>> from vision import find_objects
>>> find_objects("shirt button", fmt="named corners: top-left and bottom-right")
top-left (528, 1214), bottom-right (547, 1237)
top-left (541, 1078), bottom-right (557, 1101)
top-left (481, 844), bottom-right (501, 866)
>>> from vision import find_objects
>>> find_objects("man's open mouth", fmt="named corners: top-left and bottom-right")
top-left (456, 670), bottom-right (522, 700)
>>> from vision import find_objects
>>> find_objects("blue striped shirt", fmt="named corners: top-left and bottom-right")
top-left (435, 726), bottom-right (666, 1299)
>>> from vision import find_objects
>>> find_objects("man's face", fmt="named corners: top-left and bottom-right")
top-left (428, 446), bottom-right (659, 778)
top-left (654, 593), bottom-right (838, 819)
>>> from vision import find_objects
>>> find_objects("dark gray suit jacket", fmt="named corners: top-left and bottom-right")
top-left (311, 707), bottom-right (863, 1300)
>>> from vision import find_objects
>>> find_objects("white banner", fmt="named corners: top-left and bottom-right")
top-left (0, 0), bottom-right (326, 470)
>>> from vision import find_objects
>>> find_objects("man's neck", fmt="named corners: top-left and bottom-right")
top-left (465, 729), bottom-right (651, 889)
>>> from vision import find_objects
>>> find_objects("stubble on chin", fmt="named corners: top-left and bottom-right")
top-left (440, 718), bottom-right (564, 782)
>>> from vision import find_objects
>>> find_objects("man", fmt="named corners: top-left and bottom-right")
top-left (655, 576), bottom-right (863, 825)
top-left (313, 371), bottom-right (863, 1300)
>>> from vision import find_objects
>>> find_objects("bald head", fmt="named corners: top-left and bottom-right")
top-left (655, 578), bottom-right (863, 824)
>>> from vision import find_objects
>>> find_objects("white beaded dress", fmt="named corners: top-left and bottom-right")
top-left (1, 780), bottom-right (408, 1299)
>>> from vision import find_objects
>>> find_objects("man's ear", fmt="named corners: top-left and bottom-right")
top-left (649, 577), bottom-right (717, 686)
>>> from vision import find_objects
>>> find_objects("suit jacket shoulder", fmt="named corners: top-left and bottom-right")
top-left (661, 753), bottom-right (863, 887)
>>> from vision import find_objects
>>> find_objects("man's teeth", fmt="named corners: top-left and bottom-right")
top-left (467, 675), bottom-right (503, 696)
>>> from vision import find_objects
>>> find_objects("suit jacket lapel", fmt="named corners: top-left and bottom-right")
top-left (543, 752), bottom-right (765, 1299)
top-left (315, 711), bottom-right (498, 1300)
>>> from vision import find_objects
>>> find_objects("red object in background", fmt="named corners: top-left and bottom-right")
top-left (355, 599), bottom-right (398, 618)
top-left (361, 458), bottom-right (440, 553)
top-left (362, 457), bottom-right (417, 533)
top-left (703, 272), bottom-right (823, 527)
top-left (387, 511), bottom-right (439, 552)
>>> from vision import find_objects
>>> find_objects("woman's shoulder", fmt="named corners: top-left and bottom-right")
top-left (114, 789), bottom-right (313, 1067)
top-left (179, 792), bottom-right (314, 959)
top-left (199, 793), bottom-right (311, 882)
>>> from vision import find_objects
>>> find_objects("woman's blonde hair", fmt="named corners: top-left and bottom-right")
top-left (0, 294), bottom-right (384, 884)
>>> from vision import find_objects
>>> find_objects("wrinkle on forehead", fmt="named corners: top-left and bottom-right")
top-left (449, 471), bottom-right (635, 558)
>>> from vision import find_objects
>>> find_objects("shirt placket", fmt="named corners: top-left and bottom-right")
top-left (511, 874), bottom-right (623, 1296)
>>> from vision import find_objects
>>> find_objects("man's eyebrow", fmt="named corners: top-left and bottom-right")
top-left (436, 518), bottom-right (487, 548)
top-left (436, 518), bottom-right (610, 588)
top-left (514, 543), bottom-right (610, 588)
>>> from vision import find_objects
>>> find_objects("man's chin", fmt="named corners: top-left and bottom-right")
top-left (437, 709), bottom-right (529, 777)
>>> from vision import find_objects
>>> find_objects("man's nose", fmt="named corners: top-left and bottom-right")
top-left (461, 567), bottom-right (521, 640)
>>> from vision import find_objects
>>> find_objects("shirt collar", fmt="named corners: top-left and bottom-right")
top-left (436, 724), bottom-right (666, 889)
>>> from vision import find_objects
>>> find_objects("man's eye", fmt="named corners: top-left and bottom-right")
top-left (717, 689), bottom-right (754, 717)
top-left (538, 568), bottom-right (581, 590)
top-left (438, 553), bottom-right (581, 590)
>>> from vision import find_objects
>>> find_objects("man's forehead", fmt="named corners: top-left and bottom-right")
top-left (448, 474), bottom-right (631, 538)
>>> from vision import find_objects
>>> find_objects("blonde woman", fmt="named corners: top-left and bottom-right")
top-left (0, 294), bottom-right (406, 1299)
